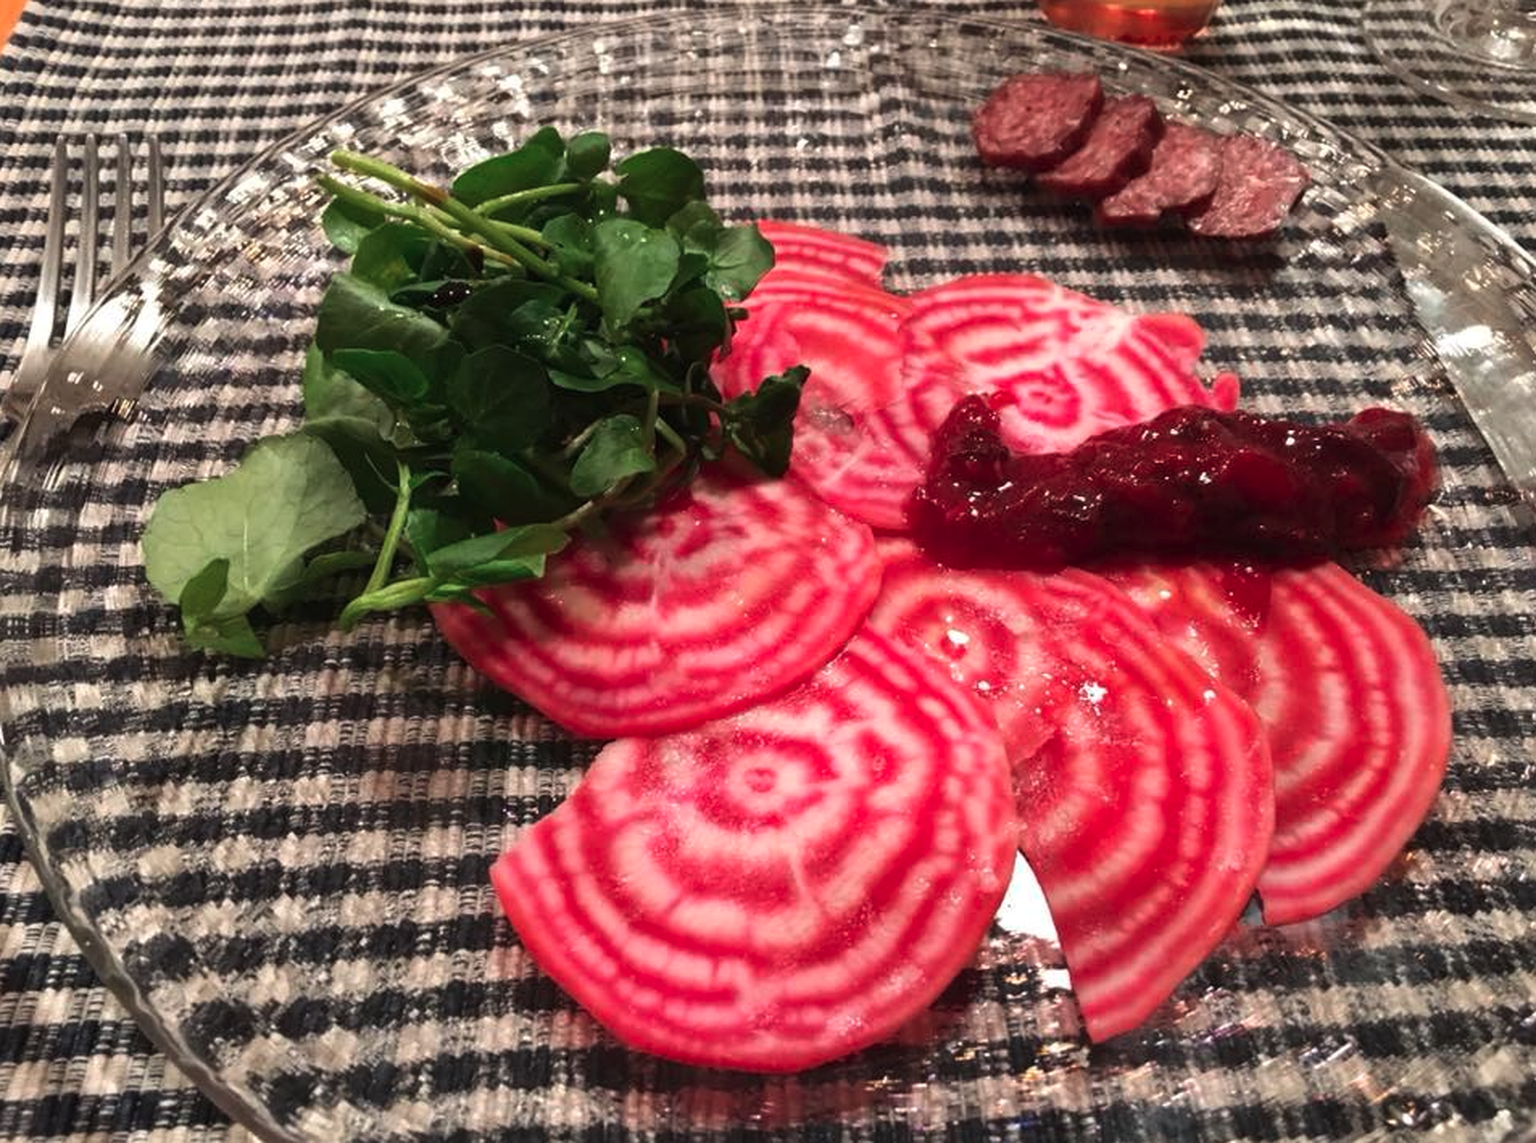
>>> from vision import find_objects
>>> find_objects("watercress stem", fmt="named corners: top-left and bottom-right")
top-left (330, 150), bottom-right (599, 304)
top-left (340, 458), bottom-right (412, 629)
top-left (658, 391), bottom-right (730, 417)
top-left (317, 175), bottom-right (520, 271)
top-left (426, 204), bottom-right (548, 250)
top-left (476, 183), bottom-right (583, 216)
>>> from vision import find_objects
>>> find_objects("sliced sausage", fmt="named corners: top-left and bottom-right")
top-left (1036, 95), bottom-right (1165, 200)
top-left (1095, 121), bottom-right (1225, 226)
top-left (972, 72), bottom-right (1104, 171)
top-left (1186, 134), bottom-right (1311, 239)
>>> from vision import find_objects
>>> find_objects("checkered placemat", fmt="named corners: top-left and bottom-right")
top-left (1, 1), bottom-right (1534, 1140)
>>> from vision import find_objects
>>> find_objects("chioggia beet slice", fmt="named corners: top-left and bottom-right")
top-left (1102, 560), bottom-right (1452, 925)
top-left (490, 629), bottom-right (1018, 1072)
top-left (712, 268), bottom-right (917, 528)
top-left (753, 219), bottom-right (889, 286)
top-left (866, 540), bottom-right (1273, 1040)
top-left (899, 274), bottom-right (1239, 458)
top-left (431, 462), bottom-right (880, 738)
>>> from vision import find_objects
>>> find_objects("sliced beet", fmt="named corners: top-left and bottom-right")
top-left (1037, 95), bottom-right (1165, 200)
top-left (430, 462), bottom-right (880, 738)
top-left (1104, 561), bottom-right (1451, 925)
top-left (713, 269), bottom-right (915, 528)
top-left (973, 72), bottom-right (1105, 171)
top-left (868, 540), bottom-right (1273, 1041)
top-left (1096, 121), bottom-right (1225, 227)
top-left (753, 219), bottom-right (888, 286)
top-left (1186, 134), bottom-right (1311, 239)
top-left (899, 273), bottom-right (1235, 457)
top-left (491, 628), bottom-right (1017, 1072)
top-left (714, 269), bottom-right (910, 413)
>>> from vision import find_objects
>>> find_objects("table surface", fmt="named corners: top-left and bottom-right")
top-left (2, 1), bottom-right (1535, 1140)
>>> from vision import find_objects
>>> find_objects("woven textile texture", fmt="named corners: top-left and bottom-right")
top-left (2, 1), bottom-right (1535, 1141)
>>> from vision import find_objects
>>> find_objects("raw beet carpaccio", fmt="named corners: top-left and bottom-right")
top-left (455, 221), bottom-right (1450, 1070)
top-left (974, 70), bottom-right (1311, 238)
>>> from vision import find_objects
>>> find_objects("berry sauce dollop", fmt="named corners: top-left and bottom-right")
top-left (908, 396), bottom-right (1437, 570)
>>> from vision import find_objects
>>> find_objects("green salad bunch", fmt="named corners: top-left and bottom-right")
top-left (141, 128), bottom-right (805, 657)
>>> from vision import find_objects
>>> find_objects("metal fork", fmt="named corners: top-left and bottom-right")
top-left (3, 134), bottom-right (165, 433)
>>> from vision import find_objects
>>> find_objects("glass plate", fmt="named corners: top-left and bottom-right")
top-left (5, 7), bottom-right (1536, 1141)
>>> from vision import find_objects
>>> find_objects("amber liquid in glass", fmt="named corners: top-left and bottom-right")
top-left (1036, 0), bottom-right (1222, 48)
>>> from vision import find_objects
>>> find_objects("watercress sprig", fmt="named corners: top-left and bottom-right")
top-left (142, 128), bottom-right (807, 656)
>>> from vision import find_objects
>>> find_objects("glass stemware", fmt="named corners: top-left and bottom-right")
top-left (1363, 0), bottom-right (1536, 124)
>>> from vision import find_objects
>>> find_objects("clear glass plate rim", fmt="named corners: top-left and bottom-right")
top-left (2, 7), bottom-right (1535, 1141)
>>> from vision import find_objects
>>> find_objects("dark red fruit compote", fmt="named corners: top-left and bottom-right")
top-left (908, 396), bottom-right (1437, 570)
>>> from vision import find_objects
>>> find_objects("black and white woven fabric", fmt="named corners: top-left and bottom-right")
top-left (2, 1), bottom-right (1535, 1140)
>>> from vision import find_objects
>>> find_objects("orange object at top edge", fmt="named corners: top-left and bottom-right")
top-left (0, 0), bottom-right (28, 51)
top-left (1036, 0), bottom-right (1222, 49)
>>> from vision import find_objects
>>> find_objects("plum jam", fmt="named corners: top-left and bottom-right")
top-left (908, 396), bottom-right (1437, 570)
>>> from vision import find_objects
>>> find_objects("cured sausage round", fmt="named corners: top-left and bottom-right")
top-left (972, 72), bottom-right (1104, 171)
top-left (1037, 95), bottom-right (1166, 200)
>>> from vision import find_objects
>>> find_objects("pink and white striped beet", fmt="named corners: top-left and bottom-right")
top-left (712, 270), bottom-right (917, 528)
top-left (431, 462), bottom-right (880, 738)
top-left (491, 629), bottom-right (1017, 1072)
top-left (753, 219), bottom-right (889, 286)
top-left (867, 540), bottom-right (1273, 1041)
top-left (1103, 561), bottom-right (1451, 925)
top-left (898, 273), bottom-right (1239, 457)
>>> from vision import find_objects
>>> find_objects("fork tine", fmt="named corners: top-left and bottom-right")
top-left (111, 133), bottom-right (133, 275)
top-left (146, 137), bottom-right (165, 236)
top-left (23, 139), bottom-right (69, 352)
top-left (63, 134), bottom-right (101, 334)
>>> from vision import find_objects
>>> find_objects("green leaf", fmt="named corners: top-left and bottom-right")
top-left (724, 365), bottom-right (808, 477)
top-left (450, 278), bottom-right (570, 352)
top-left (315, 273), bottom-right (449, 363)
top-left (447, 345), bottom-right (552, 448)
top-left (591, 219), bottom-right (679, 332)
top-left (185, 609), bottom-right (266, 658)
top-left (703, 224), bottom-right (774, 302)
top-left (452, 126), bottom-right (565, 207)
top-left (616, 148), bottom-right (705, 227)
top-left (569, 414), bottom-right (656, 497)
top-left (322, 197), bottom-right (385, 255)
top-left (542, 214), bottom-right (593, 279)
top-left (404, 506), bottom-right (476, 567)
top-left (350, 222), bottom-right (431, 291)
top-left (301, 347), bottom-right (399, 517)
top-left (418, 240), bottom-right (477, 283)
top-left (565, 132), bottom-right (612, 181)
top-left (296, 549), bottom-right (379, 588)
top-left (179, 557), bottom-right (232, 619)
top-left (667, 204), bottom-right (773, 302)
top-left (548, 344), bottom-right (677, 394)
top-left (453, 445), bottom-right (576, 524)
top-left (303, 343), bottom-right (394, 439)
top-left (422, 524), bottom-right (567, 580)
top-left (663, 286), bottom-right (730, 362)
top-left (330, 348), bottom-right (433, 407)
top-left (143, 434), bottom-right (368, 617)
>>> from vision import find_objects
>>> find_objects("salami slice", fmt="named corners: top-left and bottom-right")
top-left (868, 540), bottom-right (1273, 1041)
top-left (973, 72), bottom-right (1105, 171)
top-left (431, 463), bottom-right (881, 737)
top-left (899, 273), bottom-right (1235, 458)
top-left (753, 219), bottom-right (888, 286)
top-left (1103, 561), bottom-right (1451, 925)
top-left (491, 628), bottom-right (1017, 1072)
top-left (1186, 134), bottom-right (1311, 239)
top-left (1037, 95), bottom-right (1165, 200)
top-left (1096, 121), bottom-right (1225, 227)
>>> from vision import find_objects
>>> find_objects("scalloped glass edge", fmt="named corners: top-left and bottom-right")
top-left (0, 6), bottom-right (1534, 1140)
